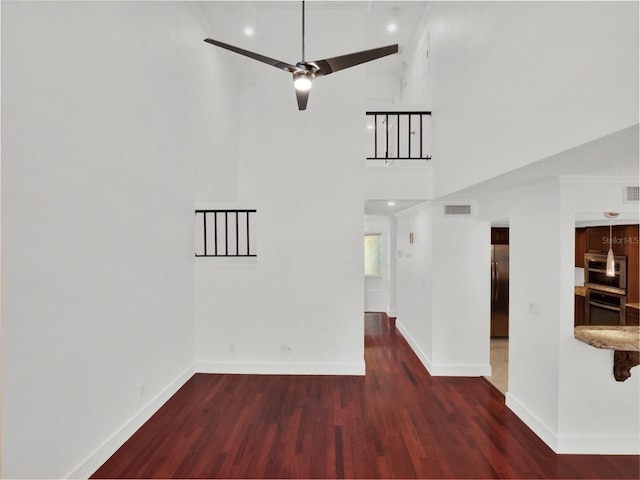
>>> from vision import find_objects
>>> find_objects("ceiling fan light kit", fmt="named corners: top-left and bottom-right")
top-left (293, 71), bottom-right (314, 91)
top-left (204, 1), bottom-right (398, 110)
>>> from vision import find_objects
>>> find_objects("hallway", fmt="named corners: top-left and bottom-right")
top-left (92, 314), bottom-right (638, 478)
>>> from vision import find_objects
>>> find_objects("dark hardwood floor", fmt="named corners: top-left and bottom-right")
top-left (92, 313), bottom-right (639, 478)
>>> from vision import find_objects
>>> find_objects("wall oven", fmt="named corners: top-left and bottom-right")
top-left (584, 254), bottom-right (627, 325)
top-left (584, 253), bottom-right (627, 294)
top-left (585, 289), bottom-right (626, 325)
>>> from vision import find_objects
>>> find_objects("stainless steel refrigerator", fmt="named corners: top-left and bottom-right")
top-left (490, 245), bottom-right (510, 337)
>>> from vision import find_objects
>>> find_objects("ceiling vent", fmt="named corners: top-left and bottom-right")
top-left (444, 205), bottom-right (472, 215)
top-left (624, 185), bottom-right (639, 203)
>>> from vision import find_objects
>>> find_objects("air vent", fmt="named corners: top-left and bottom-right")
top-left (624, 186), bottom-right (639, 203)
top-left (444, 205), bottom-right (472, 215)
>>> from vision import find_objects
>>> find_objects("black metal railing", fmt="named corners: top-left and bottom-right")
top-left (366, 111), bottom-right (432, 163)
top-left (195, 210), bottom-right (257, 257)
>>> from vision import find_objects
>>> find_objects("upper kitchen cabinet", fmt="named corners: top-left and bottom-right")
top-left (626, 225), bottom-right (639, 304)
top-left (586, 225), bottom-right (629, 255)
top-left (491, 227), bottom-right (509, 245)
top-left (575, 228), bottom-right (586, 267)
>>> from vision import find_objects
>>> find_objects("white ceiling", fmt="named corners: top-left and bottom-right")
top-left (196, 1), bottom-right (639, 215)
top-left (196, 1), bottom-right (428, 78)
top-left (198, 2), bottom-right (429, 217)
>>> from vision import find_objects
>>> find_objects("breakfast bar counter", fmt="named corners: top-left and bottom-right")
top-left (574, 326), bottom-right (640, 381)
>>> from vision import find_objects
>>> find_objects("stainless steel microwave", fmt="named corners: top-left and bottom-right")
top-left (584, 253), bottom-right (627, 295)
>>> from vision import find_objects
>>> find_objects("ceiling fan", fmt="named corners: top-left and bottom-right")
top-left (204, 1), bottom-right (398, 110)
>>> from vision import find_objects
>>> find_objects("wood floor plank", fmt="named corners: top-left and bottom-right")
top-left (91, 313), bottom-right (639, 479)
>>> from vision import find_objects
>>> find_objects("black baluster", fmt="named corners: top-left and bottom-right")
top-left (225, 211), bottom-right (229, 256)
top-left (396, 113), bottom-right (400, 159)
top-left (385, 113), bottom-right (389, 159)
top-left (203, 212), bottom-right (208, 256)
top-left (408, 114), bottom-right (412, 159)
top-left (235, 211), bottom-right (239, 256)
top-left (246, 212), bottom-right (251, 255)
top-left (214, 212), bottom-right (218, 256)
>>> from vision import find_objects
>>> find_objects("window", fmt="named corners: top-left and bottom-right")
top-left (364, 234), bottom-right (382, 276)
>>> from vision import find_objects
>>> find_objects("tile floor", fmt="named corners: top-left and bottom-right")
top-left (485, 338), bottom-right (509, 394)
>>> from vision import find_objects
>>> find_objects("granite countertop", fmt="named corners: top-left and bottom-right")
top-left (574, 326), bottom-right (640, 352)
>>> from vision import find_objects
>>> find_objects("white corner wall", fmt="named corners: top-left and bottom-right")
top-left (194, 5), bottom-right (367, 376)
top-left (505, 181), bottom-right (563, 449)
top-left (490, 177), bottom-right (639, 454)
top-left (404, 1), bottom-right (639, 197)
top-left (557, 180), bottom-right (639, 453)
top-left (396, 202), bottom-right (491, 376)
top-left (396, 203), bottom-right (434, 365)
top-left (2, 2), bottom-right (239, 477)
top-left (430, 204), bottom-right (491, 376)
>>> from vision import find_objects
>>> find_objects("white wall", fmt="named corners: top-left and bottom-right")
top-left (430, 204), bottom-right (491, 375)
top-left (365, 165), bottom-right (433, 200)
top-left (396, 0), bottom-right (639, 453)
top-left (1, 2), bottom-right (238, 477)
top-left (557, 180), bottom-right (639, 453)
top-left (396, 203), bottom-right (434, 363)
top-left (480, 177), bottom-right (639, 454)
top-left (193, 5), bottom-right (366, 376)
top-left (395, 202), bottom-right (491, 376)
top-left (505, 182), bottom-right (563, 449)
top-left (403, 1), bottom-right (639, 197)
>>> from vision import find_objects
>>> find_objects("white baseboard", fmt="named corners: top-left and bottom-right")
top-left (506, 392), bottom-right (640, 454)
top-left (506, 392), bottom-right (558, 451)
top-left (396, 321), bottom-right (434, 373)
top-left (429, 363), bottom-right (492, 376)
top-left (555, 434), bottom-right (640, 454)
top-left (396, 322), bottom-right (490, 377)
top-left (66, 365), bottom-right (195, 479)
top-left (196, 361), bottom-right (366, 376)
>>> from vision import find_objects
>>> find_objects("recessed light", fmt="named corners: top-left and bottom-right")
top-left (244, 27), bottom-right (254, 36)
top-left (387, 201), bottom-right (396, 206)
top-left (367, 125), bottom-right (374, 130)
top-left (387, 24), bottom-right (397, 33)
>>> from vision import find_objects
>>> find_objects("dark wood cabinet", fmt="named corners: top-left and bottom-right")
top-left (626, 225), bottom-right (639, 304)
top-left (574, 294), bottom-right (585, 326)
top-left (625, 307), bottom-right (639, 326)
top-left (585, 227), bottom-right (603, 254)
top-left (575, 228), bottom-right (586, 267)
top-left (586, 225), bottom-right (628, 255)
top-left (491, 228), bottom-right (509, 245)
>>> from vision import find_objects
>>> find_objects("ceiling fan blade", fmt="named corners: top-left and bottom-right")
top-left (204, 38), bottom-right (297, 73)
top-left (295, 88), bottom-right (309, 111)
top-left (310, 44), bottom-right (399, 76)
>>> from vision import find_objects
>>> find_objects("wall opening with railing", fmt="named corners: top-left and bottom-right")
top-left (195, 210), bottom-right (257, 257)
top-left (366, 111), bottom-right (432, 165)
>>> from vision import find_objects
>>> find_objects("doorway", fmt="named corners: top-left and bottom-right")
top-left (363, 200), bottom-right (425, 320)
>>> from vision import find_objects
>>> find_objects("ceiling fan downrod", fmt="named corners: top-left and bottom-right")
top-left (301, 0), bottom-right (306, 62)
